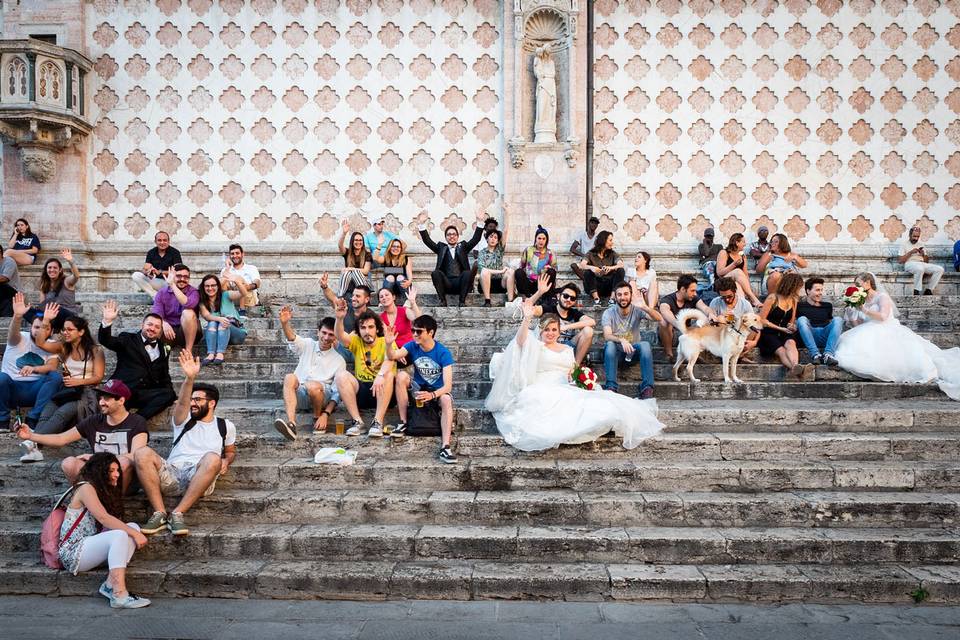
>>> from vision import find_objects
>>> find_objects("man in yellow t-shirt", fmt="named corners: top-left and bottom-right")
top-left (334, 302), bottom-right (395, 437)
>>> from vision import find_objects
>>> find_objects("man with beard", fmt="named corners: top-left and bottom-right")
top-left (658, 274), bottom-right (715, 362)
top-left (151, 264), bottom-right (200, 354)
top-left (320, 275), bottom-right (372, 367)
top-left (602, 281), bottom-right (662, 399)
top-left (528, 276), bottom-right (596, 365)
top-left (136, 350), bottom-right (237, 537)
top-left (334, 305), bottom-right (396, 438)
top-left (15, 379), bottom-right (148, 493)
top-left (418, 210), bottom-right (486, 306)
top-left (98, 299), bottom-right (177, 420)
top-left (274, 308), bottom-right (345, 440)
top-left (898, 226), bottom-right (943, 295)
top-left (219, 244), bottom-right (261, 314)
top-left (796, 277), bottom-right (843, 366)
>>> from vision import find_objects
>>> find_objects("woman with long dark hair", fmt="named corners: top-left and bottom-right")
top-left (375, 238), bottom-right (414, 304)
top-left (57, 452), bottom-right (150, 608)
top-left (337, 223), bottom-right (372, 298)
top-left (34, 248), bottom-right (81, 331)
top-left (578, 230), bottom-right (625, 307)
top-left (716, 233), bottom-right (762, 306)
top-left (30, 316), bottom-right (106, 442)
top-left (755, 233), bottom-right (808, 296)
top-left (513, 226), bottom-right (557, 300)
top-left (198, 274), bottom-right (247, 366)
top-left (6, 217), bottom-right (41, 266)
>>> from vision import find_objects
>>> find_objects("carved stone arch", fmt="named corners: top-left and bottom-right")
top-left (523, 7), bottom-right (569, 52)
top-left (5, 56), bottom-right (27, 99)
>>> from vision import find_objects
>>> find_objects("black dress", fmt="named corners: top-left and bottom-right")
top-left (759, 303), bottom-right (795, 357)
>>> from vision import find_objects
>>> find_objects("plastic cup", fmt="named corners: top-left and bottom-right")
top-left (335, 419), bottom-right (345, 435)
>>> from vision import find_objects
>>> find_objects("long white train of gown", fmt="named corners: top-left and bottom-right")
top-left (486, 335), bottom-right (664, 451)
top-left (836, 318), bottom-right (960, 401)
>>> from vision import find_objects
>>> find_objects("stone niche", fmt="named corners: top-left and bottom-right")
top-left (504, 0), bottom-right (585, 248)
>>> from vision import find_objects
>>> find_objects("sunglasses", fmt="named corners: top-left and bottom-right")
top-left (721, 293), bottom-right (736, 301)
top-left (560, 293), bottom-right (577, 301)
top-left (364, 351), bottom-right (372, 368)
top-left (411, 328), bottom-right (426, 335)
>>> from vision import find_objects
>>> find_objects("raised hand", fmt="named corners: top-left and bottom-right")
top-left (178, 348), bottom-right (200, 379)
top-left (60, 248), bottom-right (73, 263)
top-left (164, 269), bottom-right (177, 289)
top-left (406, 285), bottom-right (417, 301)
top-left (334, 298), bottom-right (348, 319)
top-left (11, 292), bottom-right (28, 318)
top-left (536, 273), bottom-right (552, 296)
top-left (319, 273), bottom-right (329, 289)
top-left (522, 300), bottom-right (536, 319)
top-left (42, 302), bottom-right (60, 323)
top-left (278, 305), bottom-right (293, 324)
top-left (101, 299), bottom-right (119, 325)
top-left (383, 322), bottom-right (396, 346)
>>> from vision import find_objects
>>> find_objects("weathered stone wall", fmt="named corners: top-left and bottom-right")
top-left (593, 0), bottom-right (960, 246)
top-left (82, 0), bottom-right (503, 245)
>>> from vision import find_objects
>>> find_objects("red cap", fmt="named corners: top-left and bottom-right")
top-left (94, 379), bottom-right (132, 400)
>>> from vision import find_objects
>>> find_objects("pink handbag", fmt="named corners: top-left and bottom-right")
top-left (40, 483), bottom-right (88, 570)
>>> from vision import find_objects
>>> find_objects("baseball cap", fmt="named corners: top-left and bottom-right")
top-left (704, 227), bottom-right (715, 237)
top-left (758, 225), bottom-right (769, 234)
top-left (95, 379), bottom-right (132, 400)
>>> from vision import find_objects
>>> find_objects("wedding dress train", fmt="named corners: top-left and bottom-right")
top-left (485, 334), bottom-right (664, 451)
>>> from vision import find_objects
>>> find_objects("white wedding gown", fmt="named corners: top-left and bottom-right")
top-left (836, 292), bottom-right (960, 401)
top-left (485, 335), bottom-right (664, 451)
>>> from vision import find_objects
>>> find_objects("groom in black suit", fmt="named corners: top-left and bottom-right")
top-left (98, 299), bottom-right (176, 420)
top-left (418, 211), bottom-right (485, 306)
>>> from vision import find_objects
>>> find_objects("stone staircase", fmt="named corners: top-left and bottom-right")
top-left (0, 265), bottom-right (959, 603)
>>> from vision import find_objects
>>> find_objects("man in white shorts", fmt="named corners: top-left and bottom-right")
top-left (274, 306), bottom-right (345, 440)
top-left (134, 350), bottom-right (237, 536)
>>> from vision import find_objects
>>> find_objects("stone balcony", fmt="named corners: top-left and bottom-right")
top-left (0, 38), bottom-right (91, 182)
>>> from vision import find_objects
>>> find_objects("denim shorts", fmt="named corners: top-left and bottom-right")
top-left (296, 382), bottom-right (339, 410)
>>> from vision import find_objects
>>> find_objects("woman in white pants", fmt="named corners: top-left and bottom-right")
top-left (58, 452), bottom-right (150, 608)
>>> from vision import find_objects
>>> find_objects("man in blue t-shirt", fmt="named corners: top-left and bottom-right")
top-left (384, 314), bottom-right (457, 464)
top-left (954, 238), bottom-right (960, 272)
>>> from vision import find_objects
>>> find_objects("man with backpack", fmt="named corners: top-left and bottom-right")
top-left (384, 315), bottom-right (457, 464)
top-left (134, 350), bottom-right (236, 536)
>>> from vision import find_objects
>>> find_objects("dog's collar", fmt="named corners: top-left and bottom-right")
top-left (729, 325), bottom-right (744, 336)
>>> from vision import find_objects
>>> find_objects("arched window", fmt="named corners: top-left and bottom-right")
top-left (37, 60), bottom-right (62, 101)
top-left (6, 57), bottom-right (27, 98)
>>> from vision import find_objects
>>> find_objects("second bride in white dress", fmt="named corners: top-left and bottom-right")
top-left (836, 272), bottom-right (960, 401)
top-left (485, 301), bottom-right (664, 451)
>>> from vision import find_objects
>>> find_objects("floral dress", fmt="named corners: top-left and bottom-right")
top-left (58, 505), bottom-right (98, 575)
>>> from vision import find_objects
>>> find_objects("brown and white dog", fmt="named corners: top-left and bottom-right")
top-left (672, 309), bottom-right (763, 384)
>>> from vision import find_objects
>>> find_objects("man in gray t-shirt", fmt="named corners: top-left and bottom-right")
top-left (0, 252), bottom-right (21, 317)
top-left (601, 281), bottom-right (662, 399)
top-left (709, 277), bottom-right (760, 360)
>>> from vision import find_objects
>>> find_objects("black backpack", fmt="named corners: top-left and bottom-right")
top-left (405, 395), bottom-right (441, 437)
top-left (172, 416), bottom-right (228, 455)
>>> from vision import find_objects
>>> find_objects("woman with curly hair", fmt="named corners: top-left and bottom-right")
top-left (57, 451), bottom-right (150, 608)
top-left (758, 271), bottom-right (813, 381)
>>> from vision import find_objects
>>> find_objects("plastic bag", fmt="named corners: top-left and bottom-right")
top-left (313, 447), bottom-right (357, 465)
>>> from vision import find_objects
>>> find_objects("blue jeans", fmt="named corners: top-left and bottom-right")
top-left (204, 321), bottom-right (247, 354)
top-left (602, 341), bottom-right (654, 394)
top-left (796, 316), bottom-right (843, 357)
top-left (0, 371), bottom-right (63, 423)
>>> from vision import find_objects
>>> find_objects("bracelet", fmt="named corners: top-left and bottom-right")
top-left (321, 409), bottom-right (331, 416)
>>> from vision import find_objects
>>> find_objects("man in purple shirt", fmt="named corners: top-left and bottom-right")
top-left (152, 263), bottom-right (200, 354)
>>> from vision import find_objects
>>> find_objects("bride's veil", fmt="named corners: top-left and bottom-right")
top-left (866, 271), bottom-right (899, 318)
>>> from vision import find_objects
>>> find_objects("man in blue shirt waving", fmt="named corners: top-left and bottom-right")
top-left (384, 314), bottom-right (457, 464)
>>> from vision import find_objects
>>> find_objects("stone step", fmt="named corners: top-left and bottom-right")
top-left (123, 377), bottom-right (949, 400)
top-left (3, 488), bottom-right (958, 529)
top-left (109, 398), bottom-right (960, 434)
top-left (7, 430), bottom-right (960, 463)
top-left (1, 553), bottom-right (956, 603)
top-left (2, 521), bottom-right (958, 565)
top-left (6, 455), bottom-right (960, 493)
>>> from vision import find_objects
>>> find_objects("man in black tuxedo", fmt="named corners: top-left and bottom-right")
top-left (98, 299), bottom-right (176, 420)
top-left (418, 211), bottom-right (486, 306)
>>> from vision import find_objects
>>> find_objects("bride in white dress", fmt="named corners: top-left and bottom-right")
top-left (836, 272), bottom-right (960, 401)
top-left (485, 300), bottom-right (664, 451)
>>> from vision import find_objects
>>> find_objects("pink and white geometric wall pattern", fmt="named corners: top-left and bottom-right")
top-left (594, 0), bottom-right (960, 244)
top-left (85, 0), bottom-right (503, 242)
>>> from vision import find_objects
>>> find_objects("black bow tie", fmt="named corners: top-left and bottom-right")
top-left (143, 340), bottom-right (158, 348)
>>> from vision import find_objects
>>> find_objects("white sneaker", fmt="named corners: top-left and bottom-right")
top-left (19, 440), bottom-right (43, 463)
top-left (368, 421), bottom-right (384, 437)
top-left (345, 420), bottom-right (365, 436)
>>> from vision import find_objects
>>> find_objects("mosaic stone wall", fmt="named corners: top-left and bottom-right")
top-left (593, 0), bottom-right (960, 244)
top-left (84, 0), bottom-right (503, 242)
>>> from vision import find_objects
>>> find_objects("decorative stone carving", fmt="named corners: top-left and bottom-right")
top-left (19, 146), bottom-right (57, 182)
top-left (508, 137), bottom-right (525, 168)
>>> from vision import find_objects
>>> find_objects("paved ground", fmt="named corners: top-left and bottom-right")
top-left (3, 596), bottom-right (959, 639)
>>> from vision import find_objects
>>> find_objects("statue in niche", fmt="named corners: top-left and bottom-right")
top-left (533, 45), bottom-right (557, 144)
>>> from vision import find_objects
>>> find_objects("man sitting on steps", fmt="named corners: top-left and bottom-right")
top-left (274, 307), bottom-right (345, 440)
top-left (385, 314), bottom-right (458, 464)
top-left (98, 300), bottom-right (177, 420)
top-left (136, 350), bottom-right (236, 537)
top-left (333, 304), bottom-right (396, 438)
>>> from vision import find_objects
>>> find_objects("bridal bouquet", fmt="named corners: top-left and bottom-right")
top-left (572, 365), bottom-right (599, 390)
top-left (842, 286), bottom-right (867, 308)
